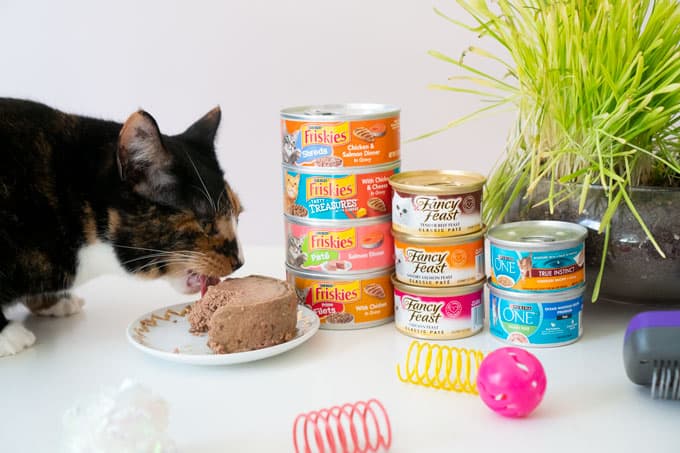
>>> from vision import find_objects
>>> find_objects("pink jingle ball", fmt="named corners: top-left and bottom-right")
top-left (476, 347), bottom-right (547, 418)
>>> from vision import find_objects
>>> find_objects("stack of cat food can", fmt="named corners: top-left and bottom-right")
top-left (487, 220), bottom-right (588, 347)
top-left (388, 170), bottom-right (487, 339)
top-left (280, 104), bottom-right (401, 329)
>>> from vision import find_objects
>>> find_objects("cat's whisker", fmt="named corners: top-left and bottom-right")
top-left (216, 188), bottom-right (227, 213)
top-left (110, 244), bottom-right (198, 259)
top-left (122, 253), bottom-right (198, 265)
top-left (184, 151), bottom-right (216, 213)
top-left (133, 257), bottom-right (201, 273)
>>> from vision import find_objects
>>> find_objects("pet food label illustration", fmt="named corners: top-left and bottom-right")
top-left (285, 219), bottom-right (394, 273)
top-left (391, 190), bottom-right (482, 237)
top-left (283, 167), bottom-right (397, 220)
top-left (394, 237), bottom-right (484, 287)
top-left (489, 293), bottom-right (583, 346)
top-left (489, 244), bottom-right (585, 292)
top-left (281, 118), bottom-right (400, 168)
top-left (287, 273), bottom-right (393, 327)
top-left (394, 287), bottom-right (483, 339)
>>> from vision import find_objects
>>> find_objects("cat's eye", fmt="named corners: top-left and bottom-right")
top-left (199, 219), bottom-right (214, 233)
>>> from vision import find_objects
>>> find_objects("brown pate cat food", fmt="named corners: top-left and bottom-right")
top-left (188, 275), bottom-right (298, 353)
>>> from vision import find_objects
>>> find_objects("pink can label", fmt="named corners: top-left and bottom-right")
top-left (285, 219), bottom-right (394, 273)
top-left (394, 286), bottom-right (483, 339)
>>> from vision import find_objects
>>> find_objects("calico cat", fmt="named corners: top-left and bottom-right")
top-left (283, 173), bottom-right (300, 214)
top-left (0, 98), bottom-right (244, 356)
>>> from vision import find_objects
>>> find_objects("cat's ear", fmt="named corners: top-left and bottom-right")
top-left (117, 111), bottom-right (176, 202)
top-left (182, 106), bottom-right (221, 146)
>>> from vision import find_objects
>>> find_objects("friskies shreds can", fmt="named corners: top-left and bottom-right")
top-left (389, 170), bottom-right (485, 237)
top-left (281, 104), bottom-right (400, 168)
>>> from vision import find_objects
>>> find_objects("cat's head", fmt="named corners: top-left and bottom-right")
top-left (285, 173), bottom-right (300, 198)
top-left (111, 107), bottom-right (244, 295)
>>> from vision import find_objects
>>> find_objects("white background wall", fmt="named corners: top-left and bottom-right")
top-left (0, 0), bottom-right (513, 247)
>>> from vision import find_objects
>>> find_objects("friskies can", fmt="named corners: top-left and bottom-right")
top-left (281, 104), bottom-right (400, 168)
top-left (283, 163), bottom-right (399, 221)
top-left (284, 216), bottom-right (394, 273)
top-left (286, 266), bottom-right (394, 330)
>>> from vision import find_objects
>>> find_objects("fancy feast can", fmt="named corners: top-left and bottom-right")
top-left (280, 103), bottom-right (400, 168)
top-left (286, 266), bottom-right (394, 329)
top-left (489, 284), bottom-right (585, 347)
top-left (487, 220), bottom-right (588, 292)
top-left (284, 216), bottom-right (394, 273)
top-left (393, 277), bottom-right (484, 340)
top-left (283, 163), bottom-right (398, 220)
top-left (393, 228), bottom-right (485, 287)
top-left (389, 170), bottom-right (485, 237)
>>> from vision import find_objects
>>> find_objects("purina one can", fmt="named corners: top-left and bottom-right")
top-left (487, 220), bottom-right (588, 293)
top-left (389, 170), bottom-right (485, 237)
top-left (489, 284), bottom-right (585, 347)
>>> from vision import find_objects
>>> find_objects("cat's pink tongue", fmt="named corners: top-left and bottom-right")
top-left (200, 275), bottom-right (220, 297)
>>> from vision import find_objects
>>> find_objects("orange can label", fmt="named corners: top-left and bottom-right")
top-left (286, 271), bottom-right (394, 328)
top-left (281, 117), bottom-right (400, 168)
top-left (394, 234), bottom-right (485, 287)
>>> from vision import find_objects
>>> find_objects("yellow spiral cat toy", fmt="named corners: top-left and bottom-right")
top-left (396, 340), bottom-right (485, 394)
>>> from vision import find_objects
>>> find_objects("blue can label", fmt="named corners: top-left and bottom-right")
top-left (489, 291), bottom-right (583, 346)
top-left (489, 243), bottom-right (585, 292)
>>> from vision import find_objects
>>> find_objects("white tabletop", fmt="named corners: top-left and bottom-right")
top-left (2, 245), bottom-right (678, 453)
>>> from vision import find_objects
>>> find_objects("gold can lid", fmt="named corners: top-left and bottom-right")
top-left (388, 170), bottom-right (486, 194)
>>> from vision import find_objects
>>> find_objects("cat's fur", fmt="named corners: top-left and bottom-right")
top-left (0, 98), bottom-right (244, 356)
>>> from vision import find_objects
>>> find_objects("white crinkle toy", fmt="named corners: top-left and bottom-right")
top-left (62, 379), bottom-right (177, 453)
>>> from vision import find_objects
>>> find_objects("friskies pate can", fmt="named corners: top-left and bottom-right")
top-left (284, 216), bottom-right (394, 273)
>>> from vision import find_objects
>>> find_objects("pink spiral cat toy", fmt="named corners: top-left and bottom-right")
top-left (292, 398), bottom-right (392, 453)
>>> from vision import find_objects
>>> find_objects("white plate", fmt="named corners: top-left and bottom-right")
top-left (126, 303), bottom-right (319, 366)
